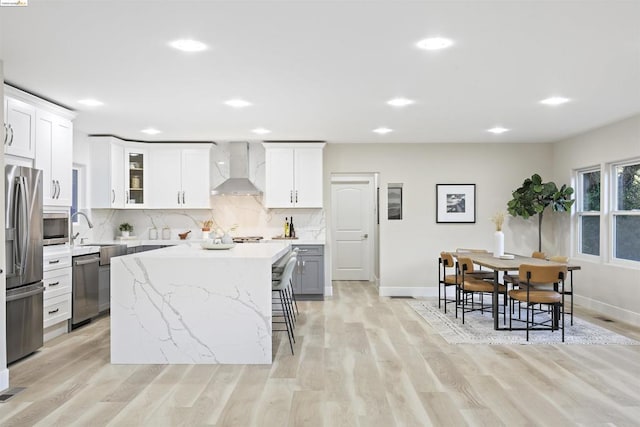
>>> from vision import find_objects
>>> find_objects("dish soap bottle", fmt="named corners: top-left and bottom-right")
top-left (284, 217), bottom-right (290, 238)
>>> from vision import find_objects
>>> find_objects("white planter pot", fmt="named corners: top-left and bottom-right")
top-left (121, 230), bottom-right (130, 238)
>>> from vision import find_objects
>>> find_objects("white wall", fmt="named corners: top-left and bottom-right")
top-left (552, 114), bottom-right (640, 325)
top-left (324, 142), bottom-right (555, 296)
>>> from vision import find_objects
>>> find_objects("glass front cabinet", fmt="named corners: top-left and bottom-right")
top-left (125, 148), bottom-right (147, 207)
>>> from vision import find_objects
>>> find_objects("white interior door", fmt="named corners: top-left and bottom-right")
top-left (331, 180), bottom-right (373, 280)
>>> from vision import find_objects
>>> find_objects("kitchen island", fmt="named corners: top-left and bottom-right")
top-left (110, 241), bottom-right (290, 364)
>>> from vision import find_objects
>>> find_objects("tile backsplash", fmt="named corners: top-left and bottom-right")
top-left (89, 197), bottom-right (325, 242)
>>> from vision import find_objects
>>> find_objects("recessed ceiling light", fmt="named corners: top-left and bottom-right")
top-left (252, 127), bottom-right (271, 135)
top-left (416, 37), bottom-right (454, 50)
top-left (387, 98), bottom-right (415, 107)
top-left (78, 99), bottom-right (103, 107)
top-left (141, 128), bottom-right (162, 135)
top-left (169, 39), bottom-right (207, 52)
top-left (540, 96), bottom-right (570, 106)
top-left (487, 127), bottom-right (510, 134)
top-left (373, 127), bottom-right (393, 134)
top-left (224, 99), bottom-right (253, 108)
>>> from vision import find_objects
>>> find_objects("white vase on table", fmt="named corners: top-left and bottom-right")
top-left (494, 230), bottom-right (504, 257)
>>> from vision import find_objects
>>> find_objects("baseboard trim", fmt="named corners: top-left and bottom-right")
top-left (379, 286), bottom-right (438, 298)
top-left (324, 286), bottom-right (333, 297)
top-left (574, 295), bottom-right (640, 327)
top-left (0, 368), bottom-right (9, 392)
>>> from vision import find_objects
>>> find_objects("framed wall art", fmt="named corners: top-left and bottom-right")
top-left (436, 184), bottom-right (476, 223)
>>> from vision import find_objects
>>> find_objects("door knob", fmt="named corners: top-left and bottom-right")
top-left (363, 233), bottom-right (369, 239)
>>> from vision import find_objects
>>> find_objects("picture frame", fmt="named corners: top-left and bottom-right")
top-left (388, 184), bottom-right (403, 220)
top-left (436, 184), bottom-right (476, 223)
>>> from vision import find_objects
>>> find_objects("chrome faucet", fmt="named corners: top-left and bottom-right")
top-left (71, 211), bottom-right (94, 228)
top-left (71, 211), bottom-right (94, 244)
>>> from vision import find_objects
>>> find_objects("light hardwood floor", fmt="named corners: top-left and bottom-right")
top-left (1, 281), bottom-right (640, 426)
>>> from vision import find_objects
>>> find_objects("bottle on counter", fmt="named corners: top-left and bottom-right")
top-left (290, 216), bottom-right (295, 238)
top-left (284, 217), bottom-right (290, 238)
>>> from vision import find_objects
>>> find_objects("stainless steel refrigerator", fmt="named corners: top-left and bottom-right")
top-left (5, 165), bottom-right (44, 364)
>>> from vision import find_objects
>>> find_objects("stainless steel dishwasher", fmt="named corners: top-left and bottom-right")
top-left (71, 253), bottom-right (100, 327)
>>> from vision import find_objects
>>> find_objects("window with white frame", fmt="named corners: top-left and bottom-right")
top-left (577, 168), bottom-right (600, 256)
top-left (612, 160), bottom-right (640, 262)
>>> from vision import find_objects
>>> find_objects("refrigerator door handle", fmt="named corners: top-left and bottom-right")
top-left (14, 176), bottom-right (30, 277)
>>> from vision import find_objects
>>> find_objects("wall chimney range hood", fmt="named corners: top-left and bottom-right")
top-left (211, 142), bottom-right (262, 196)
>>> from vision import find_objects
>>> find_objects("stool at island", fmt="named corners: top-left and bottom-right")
top-left (272, 256), bottom-right (298, 355)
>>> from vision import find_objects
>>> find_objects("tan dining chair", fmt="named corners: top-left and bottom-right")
top-left (549, 255), bottom-right (574, 325)
top-left (455, 248), bottom-right (494, 280)
top-left (438, 252), bottom-right (459, 314)
top-left (509, 264), bottom-right (567, 342)
top-left (456, 257), bottom-right (507, 324)
top-left (503, 251), bottom-right (546, 289)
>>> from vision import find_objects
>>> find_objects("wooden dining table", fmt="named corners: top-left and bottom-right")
top-left (453, 252), bottom-right (581, 330)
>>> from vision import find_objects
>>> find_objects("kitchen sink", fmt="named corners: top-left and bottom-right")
top-left (81, 243), bottom-right (128, 265)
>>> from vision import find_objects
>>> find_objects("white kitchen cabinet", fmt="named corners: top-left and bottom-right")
top-left (43, 246), bottom-right (72, 336)
top-left (4, 96), bottom-right (36, 159)
top-left (125, 147), bottom-right (148, 208)
top-left (148, 146), bottom-right (211, 209)
top-left (90, 136), bottom-right (125, 208)
top-left (35, 109), bottom-right (73, 206)
top-left (263, 143), bottom-right (325, 208)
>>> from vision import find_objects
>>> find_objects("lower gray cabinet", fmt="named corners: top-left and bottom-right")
top-left (292, 245), bottom-right (324, 300)
top-left (98, 265), bottom-right (110, 313)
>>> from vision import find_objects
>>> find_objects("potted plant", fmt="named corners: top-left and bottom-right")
top-left (507, 174), bottom-right (574, 252)
top-left (119, 222), bottom-right (134, 238)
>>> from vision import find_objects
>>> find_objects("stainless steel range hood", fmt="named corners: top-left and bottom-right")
top-left (211, 142), bottom-right (262, 196)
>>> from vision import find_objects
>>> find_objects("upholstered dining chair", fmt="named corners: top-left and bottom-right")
top-left (455, 248), bottom-right (495, 280)
top-left (456, 257), bottom-right (507, 324)
top-left (438, 252), bottom-right (459, 314)
top-left (503, 251), bottom-right (546, 290)
top-left (509, 264), bottom-right (567, 342)
top-left (549, 256), bottom-right (573, 325)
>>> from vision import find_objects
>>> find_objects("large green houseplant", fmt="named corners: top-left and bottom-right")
top-left (507, 174), bottom-right (575, 252)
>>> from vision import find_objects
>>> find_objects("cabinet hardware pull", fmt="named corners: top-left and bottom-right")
top-left (112, 189), bottom-right (116, 203)
top-left (178, 191), bottom-right (181, 204)
top-left (182, 191), bottom-right (185, 205)
top-left (295, 190), bottom-right (298, 203)
top-left (8, 124), bottom-right (14, 146)
top-left (3, 124), bottom-right (7, 145)
top-left (126, 191), bottom-right (129, 203)
top-left (48, 308), bottom-right (60, 315)
top-left (299, 249), bottom-right (308, 252)
top-left (290, 190), bottom-right (293, 203)
top-left (55, 180), bottom-right (61, 199)
top-left (49, 260), bottom-right (60, 264)
top-left (49, 281), bottom-right (60, 286)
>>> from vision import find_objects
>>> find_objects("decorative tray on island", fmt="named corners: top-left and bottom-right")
top-left (201, 242), bottom-right (236, 250)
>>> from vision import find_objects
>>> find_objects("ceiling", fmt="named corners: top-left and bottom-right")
top-left (1, 0), bottom-right (639, 144)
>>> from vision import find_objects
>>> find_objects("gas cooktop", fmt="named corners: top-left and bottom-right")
top-left (232, 236), bottom-right (264, 243)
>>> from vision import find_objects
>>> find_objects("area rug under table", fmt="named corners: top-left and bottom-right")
top-left (408, 299), bottom-right (639, 345)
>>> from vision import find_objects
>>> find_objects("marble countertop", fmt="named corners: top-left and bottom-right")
top-left (88, 238), bottom-right (325, 247)
top-left (120, 240), bottom-right (291, 263)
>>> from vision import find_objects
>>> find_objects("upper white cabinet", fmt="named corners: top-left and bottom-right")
top-left (148, 146), bottom-right (211, 209)
top-left (263, 143), bottom-right (325, 208)
top-left (4, 96), bottom-right (36, 159)
top-left (90, 136), bottom-right (125, 209)
top-left (35, 110), bottom-right (73, 206)
top-left (124, 147), bottom-right (148, 208)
